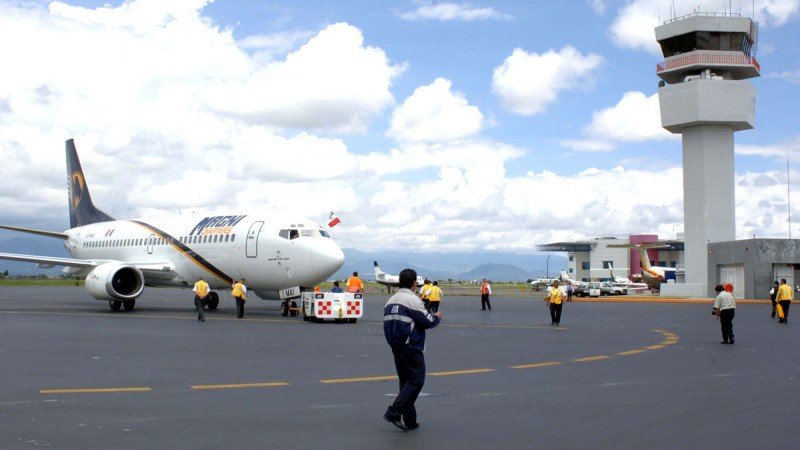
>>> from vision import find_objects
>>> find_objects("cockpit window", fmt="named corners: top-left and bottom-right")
top-left (279, 229), bottom-right (289, 239)
top-left (319, 230), bottom-right (330, 238)
top-left (289, 229), bottom-right (299, 240)
top-left (301, 229), bottom-right (315, 237)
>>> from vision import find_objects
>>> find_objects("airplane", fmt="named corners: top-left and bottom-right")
top-left (606, 243), bottom-right (677, 291)
top-left (0, 139), bottom-right (345, 312)
top-left (530, 277), bottom-right (559, 291)
top-left (373, 261), bottom-right (425, 293)
top-left (589, 263), bottom-right (650, 293)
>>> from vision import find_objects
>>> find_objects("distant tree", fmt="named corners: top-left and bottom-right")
top-left (2, 270), bottom-right (7, 278)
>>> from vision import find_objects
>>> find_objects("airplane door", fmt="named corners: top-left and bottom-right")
top-left (246, 221), bottom-right (264, 258)
top-left (147, 234), bottom-right (155, 254)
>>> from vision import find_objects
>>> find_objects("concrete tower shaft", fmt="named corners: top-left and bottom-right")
top-left (655, 13), bottom-right (759, 297)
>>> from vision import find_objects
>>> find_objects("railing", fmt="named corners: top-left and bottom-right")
top-left (662, 11), bottom-right (742, 25)
top-left (656, 53), bottom-right (759, 72)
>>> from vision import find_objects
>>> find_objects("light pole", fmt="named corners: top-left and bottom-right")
top-left (546, 255), bottom-right (551, 278)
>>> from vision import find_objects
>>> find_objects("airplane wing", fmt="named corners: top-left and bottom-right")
top-left (0, 252), bottom-right (178, 282)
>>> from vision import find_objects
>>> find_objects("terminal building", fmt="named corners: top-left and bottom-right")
top-left (537, 234), bottom-right (684, 283)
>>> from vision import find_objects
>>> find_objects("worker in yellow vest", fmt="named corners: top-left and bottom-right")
top-left (427, 281), bottom-right (442, 313)
top-left (193, 276), bottom-right (210, 322)
top-left (776, 278), bottom-right (793, 324)
top-left (419, 279), bottom-right (432, 308)
top-left (546, 280), bottom-right (565, 326)
top-left (232, 278), bottom-right (247, 319)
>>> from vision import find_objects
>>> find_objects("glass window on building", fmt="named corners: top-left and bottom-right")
top-left (581, 262), bottom-right (590, 270)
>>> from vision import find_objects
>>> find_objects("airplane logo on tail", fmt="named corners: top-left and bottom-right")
top-left (69, 171), bottom-right (85, 209)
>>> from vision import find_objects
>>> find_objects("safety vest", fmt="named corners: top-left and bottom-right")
top-left (420, 283), bottom-right (431, 299)
top-left (195, 280), bottom-right (210, 298)
top-left (428, 286), bottom-right (442, 302)
top-left (481, 283), bottom-right (489, 295)
top-left (232, 282), bottom-right (246, 300)
top-left (347, 276), bottom-right (363, 293)
top-left (548, 287), bottom-right (564, 305)
top-left (777, 284), bottom-right (794, 301)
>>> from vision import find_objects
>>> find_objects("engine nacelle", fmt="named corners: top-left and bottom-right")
top-left (85, 263), bottom-right (145, 301)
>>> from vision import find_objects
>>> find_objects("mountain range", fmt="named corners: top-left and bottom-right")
top-left (0, 236), bottom-right (566, 282)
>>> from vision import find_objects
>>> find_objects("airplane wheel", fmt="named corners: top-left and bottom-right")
top-left (348, 318), bottom-right (357, 324)
top-left (289, 301), bottom-right (298, 317)
top-left (109, 301), bottom-right (122, 311)
top-left (123, 300), bottom-right (135, 311)
top-left (315, 317), bottom-right (324, 323)
top-left (281, 301), bottom-right (289, 317)
top-left (206, 292), bottom-right (219, 310)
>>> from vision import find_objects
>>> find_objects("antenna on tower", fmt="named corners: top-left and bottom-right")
top-left (788, 148), bottom-right (792, 239)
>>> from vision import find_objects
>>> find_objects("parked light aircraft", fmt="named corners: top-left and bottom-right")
top-left (0, 140), bottom-right (345, 311)
top-left (559, 270), bottom-right (587, 287)
top-left (373, 261), bottom-right (425, 293)
top-left (589, 263), bottom-right (650, 291)
top-left (606, 243), bottom-right (676, 291)
top-left (530, 277), bottom-right (559, 290)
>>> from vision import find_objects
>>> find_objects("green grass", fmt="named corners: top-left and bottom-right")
top-left (0, 278), bottom-right (84, 286)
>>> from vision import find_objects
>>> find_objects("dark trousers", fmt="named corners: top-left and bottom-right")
top-left (779, 300), bottom-right (791, 323)
top-left (387, 345), bottom-right (426, 425)
top-left (428, 301), bottom-right (439, 314)
top-left (549, 302), bottom-right (562, 324)
top-left (771, 298), bottom-right (777, 318)
top-left (194, 295), bottom-right (205, 320)
top-left (235, 297), bottom-right (245, 318)
top-left (719, 308), bottom-right (735, 342)
top-left (481, 294), bottom-right (491, 310)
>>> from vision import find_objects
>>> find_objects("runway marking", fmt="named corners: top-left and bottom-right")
top-left (191, 382), bottom-right (290, 390)
top-left (509, 361), bottom-right (563, 370)
top-left (320, 375), bottom-right (397, 384)
top-left (429, 368), bottom-right (495, 377)
top-left (644, 344), bottom-right (667, 350)
top-left (616, 349), bottom-right (647, 356)
top-left (572, 355), bottom-right (613, 363)
top-left (40, 387), bottom-right (151, 395)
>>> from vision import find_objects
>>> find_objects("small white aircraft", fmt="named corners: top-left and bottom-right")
top-left (589, 263), bottom-right (650, 291)
top-left (0, 139), bottom-right (345, 312)
top-left (606, 243), bottom-right (676, 291)
top-left (373, 261), bottom-right (425, 293)
top-left (559, 270), bottom-right (587, 287)
top-left (530, 277), bottom-right (559, 291)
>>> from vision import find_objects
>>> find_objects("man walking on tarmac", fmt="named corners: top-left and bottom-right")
top-left (776, 278), bottom-right (793, 324)
top-left (232, 278), bottom-right (247, 319)
top-left (193, 276), bottom-right (210, 322)
top-left (480, 278), bottom-right (492, 311)
top-left (383, 269), bottom-right (443, 431)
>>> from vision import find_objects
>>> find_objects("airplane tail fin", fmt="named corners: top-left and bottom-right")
top-left (66, 139), bottom-right (114, 228)
top-left (373, 261), bottom-right (385, 277)
top-left (560, 270), bottom-right (572, 282)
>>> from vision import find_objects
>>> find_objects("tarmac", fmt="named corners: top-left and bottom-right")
top-left (1, 286), bottom-right (798, 449)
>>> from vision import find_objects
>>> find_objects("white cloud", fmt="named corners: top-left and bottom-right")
top-left (387, 78), bottom-right (483, 143)
top-left (237, 30), bottom-right (316, 64)
top-left (398, 2), bottom-right (513, 21)
top-left (736, 135), bottom-right (800, 158)
top-left (589, 0), bottom-right (607, 15)
top-left (492, 46), bottom-right (603, 116)
top-left (611, 0), bottom-right (800, 54)
top-left (767, 69), bottom-right (800, 84)
top-left (205, 22), bottom-right (404, 132)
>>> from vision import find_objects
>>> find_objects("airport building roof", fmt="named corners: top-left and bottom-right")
top-left (536, 242), bottom-right (594, 252)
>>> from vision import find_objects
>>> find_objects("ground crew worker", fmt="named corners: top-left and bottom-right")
top-left (770, 280), bottom-right (779, 319)
top-left (383, 268), bottom-right (442, 431)
top-left (480, 279), bottom-right (492, 311)
top-left (713, 284), bottom-right (736, 344)
top-left (232, 278), bottom-right (247, 319)
top-left (331, 281), bottom-right (343, 293)
top-left (427, 281), bottom-right (442, 313)
top-left (193, 276), bottom-right (210, 322)
top-left (419, 279), bottom-right (431, 308)
top-left (776, 278), bottom-right (793, 324)
top-left (346, 271), bottom-right (364, 293)
top-left (546, 280), bottom-right (565, 326)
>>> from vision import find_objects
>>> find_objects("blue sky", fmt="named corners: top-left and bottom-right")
top-left (0, 0), bottom-right (799, 253)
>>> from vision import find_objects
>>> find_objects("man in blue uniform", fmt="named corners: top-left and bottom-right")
top-left (383, 268), bottom-right (443, 431)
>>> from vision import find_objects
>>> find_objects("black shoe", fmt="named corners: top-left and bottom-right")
top-left (198, 316), bottom-right (202, 321)
top-left (720, 341), bottom-right (728, 344)
top-left (201, 317), bottom-right (205, 322)
top-left (405, 422), bottom-right (419, 430)
top-left (729, 339), bottom-right (734, 345)
top-left (383, 414), bottom-right (407, 431)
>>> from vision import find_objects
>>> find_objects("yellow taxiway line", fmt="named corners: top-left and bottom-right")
top-left (40, 387), bottom-right (152, 394)
top-left (191, 382), bottom-right (290, 390)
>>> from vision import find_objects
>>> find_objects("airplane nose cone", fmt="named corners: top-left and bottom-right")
top-left (313, 240), bottom-right (345, 278)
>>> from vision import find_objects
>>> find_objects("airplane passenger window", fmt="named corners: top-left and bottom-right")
top-left (224, 235), bottom-right (229, 242)
top-left (231, 234), bottom-right (235, 242)
top-left (213, 235), bottom-right (218, 243)
top-left (203, 236), bottom-right (208, 243)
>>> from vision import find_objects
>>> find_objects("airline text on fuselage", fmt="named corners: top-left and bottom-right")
top-left (188, 215), bottom-right (248, 236)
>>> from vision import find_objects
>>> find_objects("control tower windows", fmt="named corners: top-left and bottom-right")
top-left (659, 31), bottom-right (751, 57)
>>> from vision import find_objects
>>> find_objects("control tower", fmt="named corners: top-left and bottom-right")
top-left (655, 13), bottom-right (760, 297)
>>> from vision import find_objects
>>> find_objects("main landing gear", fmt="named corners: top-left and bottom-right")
top-left (108, 300), bottom-right (136, 311)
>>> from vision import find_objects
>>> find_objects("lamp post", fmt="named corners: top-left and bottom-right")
top-left (546, 255), bottom-right (551, 278)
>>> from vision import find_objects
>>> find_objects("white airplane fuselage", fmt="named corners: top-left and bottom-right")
top-left (66, 214), bottom-right (344, 297)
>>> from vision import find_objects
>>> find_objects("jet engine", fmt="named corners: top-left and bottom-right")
top-left (85, 263), bottom-right (145, 300)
